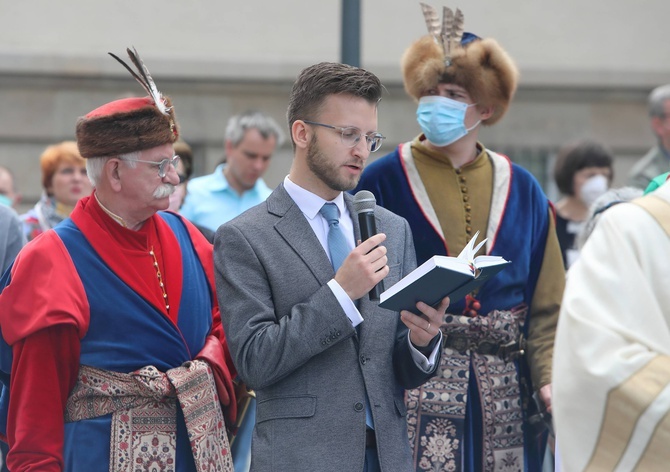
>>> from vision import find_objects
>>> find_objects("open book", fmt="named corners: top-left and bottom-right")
top-left (379, 231), bottom-right (510, 312)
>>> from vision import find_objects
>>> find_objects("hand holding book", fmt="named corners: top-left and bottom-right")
top-left (379, 231), bottom-right (510, 312)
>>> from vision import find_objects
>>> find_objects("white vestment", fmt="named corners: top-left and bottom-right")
top-left (553, 181), bottom-right (670, 472)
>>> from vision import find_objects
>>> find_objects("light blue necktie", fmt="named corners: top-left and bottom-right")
top-left (319, 203), bottom-right (350, 271)
top-left (319, 202), bottom-right (374, 429)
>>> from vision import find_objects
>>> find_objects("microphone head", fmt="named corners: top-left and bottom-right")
top-left (353, 190), bottom-right (376, 215)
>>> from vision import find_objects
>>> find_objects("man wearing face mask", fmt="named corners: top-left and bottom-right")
top-left (355, 4), bottom-right (565, 471)
top-left (553, 140), bottom-right (614, 268)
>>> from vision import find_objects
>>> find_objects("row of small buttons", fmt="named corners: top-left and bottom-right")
top-left (455, 168), bottom-right (474, 237)
top-left (320, 328), bottom-right (341, 346)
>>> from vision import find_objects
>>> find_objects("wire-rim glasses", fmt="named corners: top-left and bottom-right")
top-left (127, 155), bottom-right (181, 178)
top-left (303, 120), bottom-right (386, 152)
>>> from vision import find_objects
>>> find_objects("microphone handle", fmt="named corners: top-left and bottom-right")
top-left (359, 211), bottom-right (377, 241)
top-left (369, 278), bottom-right (384, 302)
top-left (358, 211), bottom-right (384, 301)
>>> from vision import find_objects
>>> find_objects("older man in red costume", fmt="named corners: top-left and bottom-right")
top-left (0, 48), bottom-right (236, 472)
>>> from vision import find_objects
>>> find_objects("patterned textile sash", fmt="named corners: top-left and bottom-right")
top-left (65, 361), bottom-right (233, 472)
top-left (406, 306), bottom-right (528, 472)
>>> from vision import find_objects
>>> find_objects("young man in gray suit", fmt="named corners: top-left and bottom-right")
top-left (214, 62), bottom-right (448, 472)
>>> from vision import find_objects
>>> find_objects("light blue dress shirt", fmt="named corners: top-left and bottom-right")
top-left (180, 164), bottom-right (272, 232)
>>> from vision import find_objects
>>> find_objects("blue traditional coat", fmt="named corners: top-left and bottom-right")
top-left (355, 142), bottom-right (554, 471)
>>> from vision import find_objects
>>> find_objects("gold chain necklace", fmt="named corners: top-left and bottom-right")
top-left (95, 193), bottom-right (127, 228)
top-left (150, 246), bottom-right (169, 311)
top-left (96, 194), bottom-right (168, 311)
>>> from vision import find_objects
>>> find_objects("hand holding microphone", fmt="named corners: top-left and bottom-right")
top-left (353, 190), bottom-right (385, 301)
top-left (333, 191), bottom-right (389, 301)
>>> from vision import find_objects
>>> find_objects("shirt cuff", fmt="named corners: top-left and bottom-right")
top-left (327, 279), bottom-right (363, 327)
top-left (407, 331), bottom-right (442, 372)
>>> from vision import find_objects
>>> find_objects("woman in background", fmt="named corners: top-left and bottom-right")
top-left (21, 141), bottom-right (92, 241)
top-left (553, 140), bottom-right (613, 268)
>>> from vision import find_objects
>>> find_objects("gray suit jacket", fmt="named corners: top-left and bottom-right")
top-left (214, 185), bottom-right (439, 472)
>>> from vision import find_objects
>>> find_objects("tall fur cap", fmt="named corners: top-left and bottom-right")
top-left (76, 96), bottom-right (179, 158)
top-left (401, 35), bottom-right (519, 125)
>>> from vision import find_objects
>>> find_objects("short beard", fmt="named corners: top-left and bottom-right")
top-left (306, 134), bottom-right (359, 192)
top-left (153, 183), bottom-right (175, 199)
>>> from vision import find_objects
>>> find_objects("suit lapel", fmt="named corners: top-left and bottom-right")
top-left (269, 184), bottom-right (334, 286)
top-left (269, 187), bottom-right (383, 346)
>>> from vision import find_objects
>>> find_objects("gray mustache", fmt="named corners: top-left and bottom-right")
top-left (154, 184), bottom-right (175, 199)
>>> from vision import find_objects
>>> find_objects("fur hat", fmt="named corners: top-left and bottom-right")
top-left (401, 5), bottom-right (519, 125)
top-left (76, 96), bottom-right (178, 158)
top-left (76, 48), bottom-right (179, 158)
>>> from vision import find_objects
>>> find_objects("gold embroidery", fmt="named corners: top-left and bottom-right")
top-left (635, 408), bottom-right (670, 469)
top-left (587, 355), bottom-right (670, 471)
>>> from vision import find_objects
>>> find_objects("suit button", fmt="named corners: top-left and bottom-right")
top-left (354, 402), bottom-right (364, 412)
top-left (325, 337), bottom-right (331, 344)
top-left (360, 355), bottom-right (367, 365)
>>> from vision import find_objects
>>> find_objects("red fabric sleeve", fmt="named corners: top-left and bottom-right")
top-left (0, 231), bottom-right (89, 345)
top-left (196, 335), bottom-right (237, 425)
top-left (6, 325), bottom-right (81, 472)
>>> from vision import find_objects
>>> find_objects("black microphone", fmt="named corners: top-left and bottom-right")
top-left (353, 190), bottom-right (384, 301)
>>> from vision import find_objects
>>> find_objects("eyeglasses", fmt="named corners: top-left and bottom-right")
top-left (127, 155), bottom-right (180, 178)
top-left (303, 121), bottom-right (386, 153)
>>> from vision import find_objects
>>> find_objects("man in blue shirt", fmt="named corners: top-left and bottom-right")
top-left (181, 110), bottom-right (284, 231)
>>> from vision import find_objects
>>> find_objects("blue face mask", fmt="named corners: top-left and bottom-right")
top-left (0, 194), bottom-right (12, 207)
top-left (416, 95), bottom-right (480, 147)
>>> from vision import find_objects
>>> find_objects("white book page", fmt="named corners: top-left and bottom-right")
top-left (434, 256), bottom-right (474, 275)
top-left (473, 255), bottom-right (509, 268)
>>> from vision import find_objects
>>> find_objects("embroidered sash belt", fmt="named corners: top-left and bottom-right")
top-left (442, 333), bottom-right (526, 362)
top-left (407, 304), bottom-right (530, 471)
top-left (440, 304), bottom-right (528, 362)
top-left (65, 361), bottom-right (233, 472)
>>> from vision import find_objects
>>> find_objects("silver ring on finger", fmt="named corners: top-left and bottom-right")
top-left (427, 322), bottom-right (431, 331)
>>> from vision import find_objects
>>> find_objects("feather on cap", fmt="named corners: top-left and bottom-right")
top-left (402, 3), bottom-right (519, 125)
top-left (76, 47), bottom-right (179, 158)
top-left (419, 2), bottom-right (464, 66)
